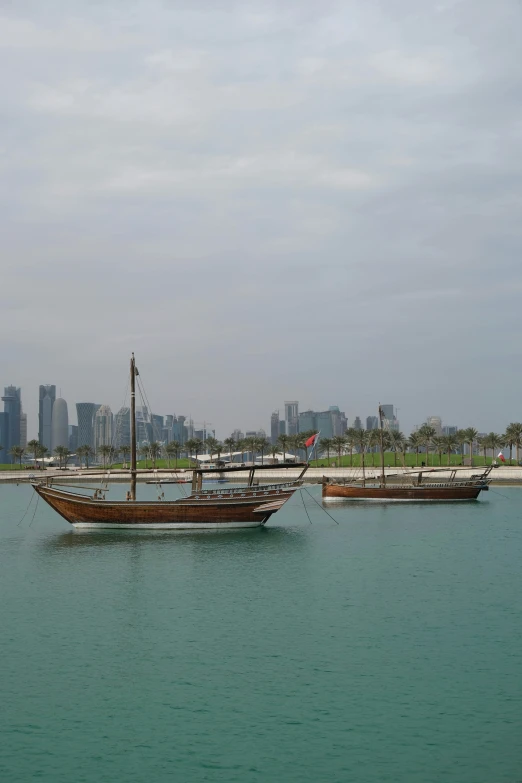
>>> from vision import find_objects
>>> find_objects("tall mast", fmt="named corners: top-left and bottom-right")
top-left (130, 353), bottom-right (137, 501)
top-left (378, 404), bottom-right (386, 489)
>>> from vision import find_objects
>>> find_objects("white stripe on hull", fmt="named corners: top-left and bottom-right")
top-left (322, 497), bottom-right (477, 503)
top-left (72, 520), bottom-right (266, 530)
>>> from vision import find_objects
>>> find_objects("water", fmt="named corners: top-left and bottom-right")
top-left (1, 483), bottom-right (522, 783)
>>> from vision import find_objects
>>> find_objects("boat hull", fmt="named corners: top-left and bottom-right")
top-left (322, 483), bottom-right (486, 502)
top-left (33, 484), bottom-right (295, 529)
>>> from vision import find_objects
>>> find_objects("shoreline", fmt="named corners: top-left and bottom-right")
top-left (2, 466), bottom-right (522, 486)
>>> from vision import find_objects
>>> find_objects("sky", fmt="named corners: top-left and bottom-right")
top-left (1, 0), bottom-right (522, 439)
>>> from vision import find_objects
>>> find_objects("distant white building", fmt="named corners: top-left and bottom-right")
top-left (426, 416), bottom-right (443, 436)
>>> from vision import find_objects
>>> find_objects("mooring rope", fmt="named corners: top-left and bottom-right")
top-left (302, 486), bottom-right (340, 525)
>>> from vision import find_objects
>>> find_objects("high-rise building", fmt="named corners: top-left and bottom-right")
top-left (2, 386), bottom-right (22, 463)
top-left (76, 402), bottom-right (98, 450)
top-left (381, 404), bottom-right (399, 432)
top-left (20, 413), bottom-right (27, 448)
top-left (353, 416), bottom-right (362, 430)
top-left (173, 415), bottom-right (187, 445)
top-left (114, 407), bottom-right (131, 448)
top-left (51, 398), bottom-right (69, 450)
top-left (285, 401), bottom-right (299, 436)
top-left (151, 414), bottom-right (164, 443)
top-left (0, 412), bottom-right (9, 463)
top-left (279, 420), bottom-right (286, 436)
top-left (68, 425), bottom-right (78, 453)
top-left (366, 416), bottom-right (378, 431)
top-left (443, 425), bottom-right (458, 436)
top-left (298, 407), bottom-right (348, 439)
top-left (298, 410), bottom-right (316, 433)
top-left (94, 405), bottom-right (113, 452)
top-left (270, 411), bottom-right (280, 445)
top-left (39, 385), bottom-right (56, 449)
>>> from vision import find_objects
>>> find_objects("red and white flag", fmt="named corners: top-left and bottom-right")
top-left (305, 433), bottom-right (319, 448)
top-left (498, 451), bottom-right (505, 463)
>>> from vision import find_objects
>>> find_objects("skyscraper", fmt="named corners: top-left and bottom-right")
top-left (285, 401), bottom-right (299, 436)
top-left (366, 416), bottom-right (378, 431)
top-left (353, 416), bottom-right (362, 430)
top-left (270, 411), bottom-right (280, 445)
top-left (2, 386), bottom-right (21, 463)
top-left (0, 412), bottom-right (9, 463)
top-left (20, 413), bottom-right (27, 448)
top-left (114, 407), bottom-right (131, 448)
top-left (76, 402), bottom-right (98, 450)
top-left (51, 398), bottom-right (69, 450)
top-left (68, 425), bottom-right (78, 453)
top-left (39, 385), bottom-right (56, 449)
top-left (94, 405), bottom-right (113, 452)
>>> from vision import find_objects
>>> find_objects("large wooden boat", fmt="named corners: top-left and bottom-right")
top-left (33, 355), bottom-right (307, 529)
top-left (322, 407), bottom-right (492, 503)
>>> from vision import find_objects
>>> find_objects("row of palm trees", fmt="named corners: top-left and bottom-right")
top-left (4, 421), bottom-right (522, 470)
top-left (315, 422), bottom-right (522, 467)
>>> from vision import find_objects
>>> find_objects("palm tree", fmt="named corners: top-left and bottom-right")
top-left (165, 441), bottom-right (181, 468)
top-left (37, 444), bottom-right (49, 468)
top-left (120, 445), bottom-right (131, 468)
top-left (62, 448), bottom-right (72, 469)
top-left (331, 435), bottom-right (346, 467)
top-left (433, 436), bottom-right (445, 466)
top-left (54, 445), bottom-right (69, 469)
top-left (237, 439), bottom-right (247, 463)
top-left (277, 434), bottom-right (290, 462)
top-left (223, 437), bottom-right (236, 463)
top-left (505, 422), bottom-right (522, 465)
top-left (418, 424), bottom-right (436, 467)
top-left (408, 432), bottom-right (422, 467)
top-left (27, 439), bottom-right (41, 468)
top-left (148, 442), bottom-right (162, 468)
top-left (464, 427), bottom-right (478, 467)
top-left (319, 437), bottom-right (333, 466)
top-left (269, 444), bottom-right (279, 463)
top-left (98, 444), bottom-right (114, 469)
top-left (456, 429), bottom-right (467, 465)
top-left (352, 429), bottom-right (368, 469)
top-left (77, 445), bottom-right (93, 468)
top-left (345, 429), bottom-right (357, 466)
top-left (256, 436), bottom-right (270, 465)
top-left (443, 433), bottom-right (458, 466)
top-left (9, 445), bottom-right (25, 469)
top-left (487, 432), bottom-right (503, 465)
top-left (139, 445), bottom-right (149, 467)
top-left (390, 431), bottom-right (406, 466)
top-left (205, 436), bottom-right (220, 460)
top-left (191, 438), bottom-right (203, 465)
top-left (246, 435), bottom-right (258, 464)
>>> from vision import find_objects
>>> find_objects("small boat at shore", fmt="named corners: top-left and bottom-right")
top-left (322, 406), bottom-right (492, 503)
top-left (33, 354), bottom-right (307, 529)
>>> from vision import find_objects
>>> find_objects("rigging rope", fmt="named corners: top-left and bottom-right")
top-left (302, 486), bottom-right (340, 525)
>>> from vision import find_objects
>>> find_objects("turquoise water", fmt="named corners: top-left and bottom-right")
top-left (1, 483), bottom-right (522, 783)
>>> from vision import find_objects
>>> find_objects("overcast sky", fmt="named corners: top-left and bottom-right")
top-left (1, 0), bottom-right (521, 439)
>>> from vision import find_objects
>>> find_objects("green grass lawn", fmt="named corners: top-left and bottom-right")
top-left (109, 458), bottom-right (193, 470)
top-left (309, 452), bottom-right (513, 468)
top-left (0, 464), bottom-right (32, 471)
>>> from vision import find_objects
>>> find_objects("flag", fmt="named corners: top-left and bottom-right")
top-left (497, 451), bottom-right (505, 462)
top-left (305, 433), bottom-right (318, 448)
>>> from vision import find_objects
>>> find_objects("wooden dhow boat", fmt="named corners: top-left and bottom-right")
top-left (33, 355), bottom-right (307, 529)
top-left (322, 407), bottom-right (492, 503)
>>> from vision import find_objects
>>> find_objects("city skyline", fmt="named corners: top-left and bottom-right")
top-left (0, 376), bottom-right (516, 455)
